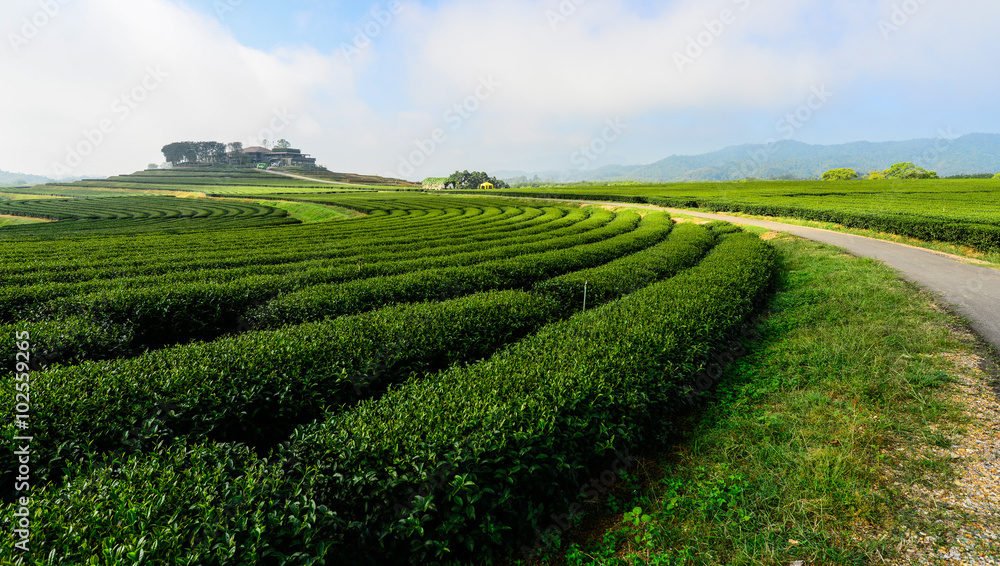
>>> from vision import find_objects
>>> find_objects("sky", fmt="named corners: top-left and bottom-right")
top-left (2, 0), bottom-right (999, 180)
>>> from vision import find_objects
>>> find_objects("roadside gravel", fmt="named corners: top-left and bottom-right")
top-left (888, 348), bottom-right (1000, 566)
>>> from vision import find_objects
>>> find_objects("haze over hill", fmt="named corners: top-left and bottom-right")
top-left (499, 133), bottom-right (1000, 184)
top-left (0, 170), bottom-right (54, 187)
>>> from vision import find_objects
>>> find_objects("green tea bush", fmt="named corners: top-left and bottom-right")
top-left (281, 232), bottom-right (776, 564)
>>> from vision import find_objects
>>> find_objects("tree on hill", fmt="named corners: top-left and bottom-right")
top-left (822, 168), bottom-right (859, 181)
top-left (162, 141), bottom-right (229, 165)
top-left (866, 170), bottom-right (887, 180)
top-left (444, 170), bottom-right (510, 189)
top-left (161, 142), bottom-right (186, 165)
top-left (227, 142), bottom-right (246, 165)
top-left (883, 162), bottom-right (938, 179)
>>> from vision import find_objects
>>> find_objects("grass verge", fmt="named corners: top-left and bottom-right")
top-left (527, 234), bottom-right (982, 566)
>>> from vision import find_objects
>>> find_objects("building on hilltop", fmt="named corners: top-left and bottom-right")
top-left (242, 146), bottom-right (317, 168)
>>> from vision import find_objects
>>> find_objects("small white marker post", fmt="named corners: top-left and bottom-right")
top-left (582, 280), bottom-right (588, 312)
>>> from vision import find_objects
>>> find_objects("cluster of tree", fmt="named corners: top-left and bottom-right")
top-left (443, 170), bottom-right (510, 190)
top-left (161, 140), bottom-right (296, 166)
top-left (161, 142), bottom-right (228, 166)
top-left (942, 173), bottom-right (996, 180)
top-left (823, 162), bottom-right (939, 181)
top-left (821, 168), bottom-right (860, 181)
top-left (879, 162), bottom-right (939, 179)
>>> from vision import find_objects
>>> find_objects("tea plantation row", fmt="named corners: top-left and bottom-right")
top-left (2, 225), bottom-right (774, 565)
top-left (1, 201), bottom-right (642, 367)
top-left (1, 193), bottom-right (777, 564)
top-left (456, 178), bottom-right (1000, 253)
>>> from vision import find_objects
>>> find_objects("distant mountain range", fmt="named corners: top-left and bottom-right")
top-left (499, 133), bottom-right (1000, 183)
top-left (0, 170), bottom-right (54, 186)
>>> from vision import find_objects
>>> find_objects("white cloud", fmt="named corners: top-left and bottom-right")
top-left (1, 0), bottom-right (356, 177)
top-left (2, 0), bottom-right (998, 180)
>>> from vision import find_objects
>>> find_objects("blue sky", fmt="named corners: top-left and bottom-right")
top-left (184, 0), bottom-right (381, 53)
top-left (3, 0), bottom-right (999, 179)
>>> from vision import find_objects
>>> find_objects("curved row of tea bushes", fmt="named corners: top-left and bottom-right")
top-left (0, 197), bottom-right (546, 277)
top-left (1, 442), bottom-right (323, 565)
top-left (0, 204), bottom-right (567, 293)
top-left (1, 220), bottom-right (717, 492)
top-left (0, 196), bottom-right (282, 221)
top-left (0, 207), bottom-right (584, 322)
top-left (7, 231), bottom-right (772, 565)
top-left (0, 318), bottom-right (134, 373)
top-left (0, 226), bottom-right (750, 566)
top-left (0, 208), bottom-right (602, 375)
top-left (0, 204), bottom-right (526, 284)
top-left (281, 232), bottom-right (776, 564)
top-left (463, 186), bottom-right (1000, 254)
top-left (0, 291), bottom-right (561, 486)
top-left (533, 222), bottom-right (716, 313)
top-left (245, 210), bottom-right (661, 328)
top-left (0, 197), bottom-right (300, 239)
top-left (0, 209), bottom-right (610, 365)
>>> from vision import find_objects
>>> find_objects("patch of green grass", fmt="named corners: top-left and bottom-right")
top-left (543, 235), bottom-right (971, 566)
top-left (0, 214), bottom-right (51, 227)
top-left (0, 191), bottom-right (61, 200)
top-left (247, 199), bottom-right (362, 222)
